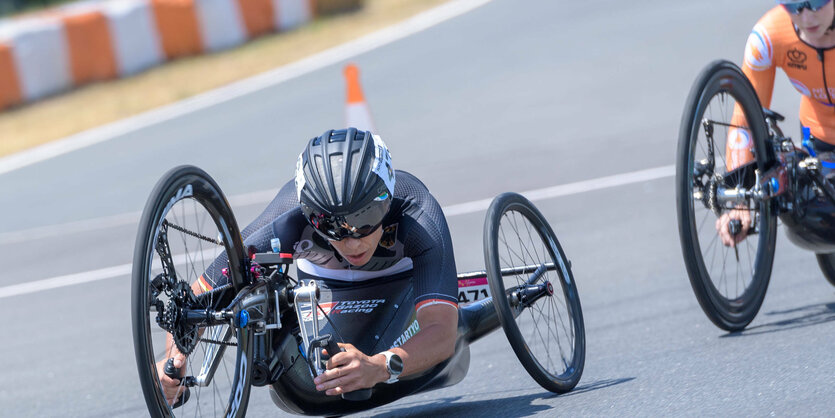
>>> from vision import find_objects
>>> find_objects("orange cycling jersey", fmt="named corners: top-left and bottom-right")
top-left (728, 6), bottom-right (835, 168)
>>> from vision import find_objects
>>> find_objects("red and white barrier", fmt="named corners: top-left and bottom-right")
top-left (0, 0), bottom-right (319, 111)
top-left (102, 0), bottom-right (164, 76)
top-left (274, 0), bottom-right (312, 30)
top-left (194, 0), bottom-right (246, 52)
top-left (1, 17), bottom-right (72, 101)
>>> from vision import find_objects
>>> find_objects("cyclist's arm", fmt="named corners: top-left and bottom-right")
top-left (727, 24), bottom-right (778, 170)
top-left (381, 302), bottom-right (458, 376)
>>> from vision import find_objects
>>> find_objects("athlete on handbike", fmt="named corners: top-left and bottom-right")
top-left (677, 0), bottom-right (835, 332)
top-left (156, 128), bottom-right (461, 406)
top-left (717, 0), bottom-right (835, 247)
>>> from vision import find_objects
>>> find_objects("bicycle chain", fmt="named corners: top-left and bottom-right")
top-left (154, 220), bottom-right (235, 355)
top-left (198, 337), bottom-right (237, 347)
top-left (163, 220), bottom-right (223, 246)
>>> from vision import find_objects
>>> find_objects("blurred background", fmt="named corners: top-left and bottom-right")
top-left (1, 0), bottom-right (66, 17)
top-left (1, 0), bottom-right (833, 416)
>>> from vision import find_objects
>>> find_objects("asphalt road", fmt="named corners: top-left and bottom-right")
top-left (1, 0), bottom-right (833, 416)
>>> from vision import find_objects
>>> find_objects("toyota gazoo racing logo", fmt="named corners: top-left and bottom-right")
top-left (300, 299), bottom-right (386, 322)
top-left (728, 127), bottom-right (752, 150)
top-left (744, 24), bottom-right (772, 71)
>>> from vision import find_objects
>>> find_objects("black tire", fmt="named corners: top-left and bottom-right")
top-left (483, 192), bottom-right (585, 393)
top-left (676, 60), bottom-right (778, 331)
top-left (815, 253), bottom-right (835, 287)
top-left (132, 165), bottom-right (253, 418)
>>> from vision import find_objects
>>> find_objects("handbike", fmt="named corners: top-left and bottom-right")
top-left (676, 60), bottom-right (835, 332)
top-left (132, 165), bottom-right (585, 417)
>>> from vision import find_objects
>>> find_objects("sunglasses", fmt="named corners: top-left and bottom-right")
top-left (781, 0), bottom-right (832, 15)
top-left (309, 214), bottom-right (382, 241)
top-left (301, 196), bottom-right (390, 241)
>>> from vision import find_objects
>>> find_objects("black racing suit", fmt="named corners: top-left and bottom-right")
top-left (199, 170), bottom-right (459, 314)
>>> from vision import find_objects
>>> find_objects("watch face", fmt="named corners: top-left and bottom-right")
top-left (388, 353), bottom-right (404, 374)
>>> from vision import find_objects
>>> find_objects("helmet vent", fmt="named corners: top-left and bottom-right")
top-left (330, 153), bottom-right (344, 204)
top-left (348, 148), bottom-right (362, 198)
top-left (329, 130), bottom-right (347, 143)
top-left (313, 154), bottom-right (332, 205)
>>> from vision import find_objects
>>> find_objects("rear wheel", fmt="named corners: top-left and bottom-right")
top-left (483, 192), bottom-right (585, 393)
top-left (676, 60), bottom-right (777, 331)
top-left (815, 253), bottom-right (835, 287)
top-left (132, 165), bottom-right (252, 417)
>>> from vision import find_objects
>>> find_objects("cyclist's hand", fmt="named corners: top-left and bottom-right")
top-left (313, 343), bottom-right (388, 396)
top-left (156, 352), bottom-right (187, 405)
top-left (716, 208), bottom-right (751, 247)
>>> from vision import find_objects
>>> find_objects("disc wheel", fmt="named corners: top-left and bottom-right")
top-left (815, 253), bottom-right (835, 287)
top-left (484, 192), bottom-right (585, 393)
top-left (676, 60), bottom-right (778, 331)
top-left (132, 165), bottom-right (253, 417)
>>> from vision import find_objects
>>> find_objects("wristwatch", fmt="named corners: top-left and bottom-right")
top-left (381, 351), bottom-right (403, 384)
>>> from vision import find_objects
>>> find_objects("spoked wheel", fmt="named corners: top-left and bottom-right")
top-left (484, 192), bottom-right (585, 393)
top-left (132, 165), bottom-right (253, 418)
top-left (676, 60), bottom-right (778, 332)
top-left (815, 253), bottom-right (835, 287)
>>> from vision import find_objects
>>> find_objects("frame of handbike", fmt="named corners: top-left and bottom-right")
top-left (695, 110), bottom-right (835, 235)
top-left (173, 250), bottom-right (557, 392)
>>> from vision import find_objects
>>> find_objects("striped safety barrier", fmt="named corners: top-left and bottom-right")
top-left (0, 0), bottom-right (356, 111)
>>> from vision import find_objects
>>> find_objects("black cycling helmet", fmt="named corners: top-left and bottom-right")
top-left (295, 128), bottom-right (395, 240)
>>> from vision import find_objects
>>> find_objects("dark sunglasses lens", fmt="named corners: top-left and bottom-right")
top-left (309, 213), bottom-right (380, 240)
top-left (302, 197), bottom-right (389, 240)
top-left (783, 3), bottom-right (803, 14)
top-left (784, 0), bottom-right (830, 14)
top-left (318, 224), bottom-right (378, 240)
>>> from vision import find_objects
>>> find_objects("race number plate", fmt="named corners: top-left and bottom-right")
top-left (457, 276), bottom-right (491, 306)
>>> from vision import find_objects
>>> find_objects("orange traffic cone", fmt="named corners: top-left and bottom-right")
top-left (344, 63), bottom-right (376, 133)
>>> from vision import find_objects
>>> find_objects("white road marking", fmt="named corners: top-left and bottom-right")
top-left (443, 165), bottom-right (675, 216)
top-left (0, 247), bottom-right (221, 299)
top-left (0, 165), bottom-right (674, 298)
top-left (0, 264), bottom-right (133, 299)
top-left (0, 188), bottom-right (280, 245)
top-left (0, 0), bottom-right (494, 176)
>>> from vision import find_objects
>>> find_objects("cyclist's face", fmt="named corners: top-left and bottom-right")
top-left (328, 225), bottom-right (383, 266)
top-left (789, 2), bottom-right (835, 40)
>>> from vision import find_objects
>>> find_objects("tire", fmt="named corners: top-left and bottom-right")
top-left (132, 165), bottom-right (253, 417)
top-left (483, 192), bottom-right (585, 393)
top-left (676, 60), bottom-right (778, 331)
top-left (815, 253), bottom-right (835, 287)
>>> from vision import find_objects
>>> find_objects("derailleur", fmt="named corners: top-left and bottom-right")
top-left (153, 277), bottom-right (201, 355)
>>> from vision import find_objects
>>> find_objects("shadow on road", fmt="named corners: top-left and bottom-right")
top-left (364, 377), bottom-right (634, 417)
top-left (561, 377), bottom-right (635, 397)
top-left (720, 302), bottom-right (835, 338)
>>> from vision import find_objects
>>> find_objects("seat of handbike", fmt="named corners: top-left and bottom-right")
top-left (763, 107), bottom-right (785, 122)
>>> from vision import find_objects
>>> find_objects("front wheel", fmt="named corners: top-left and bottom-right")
top-left (132, 165), bottom-right (253, 417)
top-left (483, 192), bottom-right (585, 393)
top-left (676, 60), bottom-right (778, 331)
